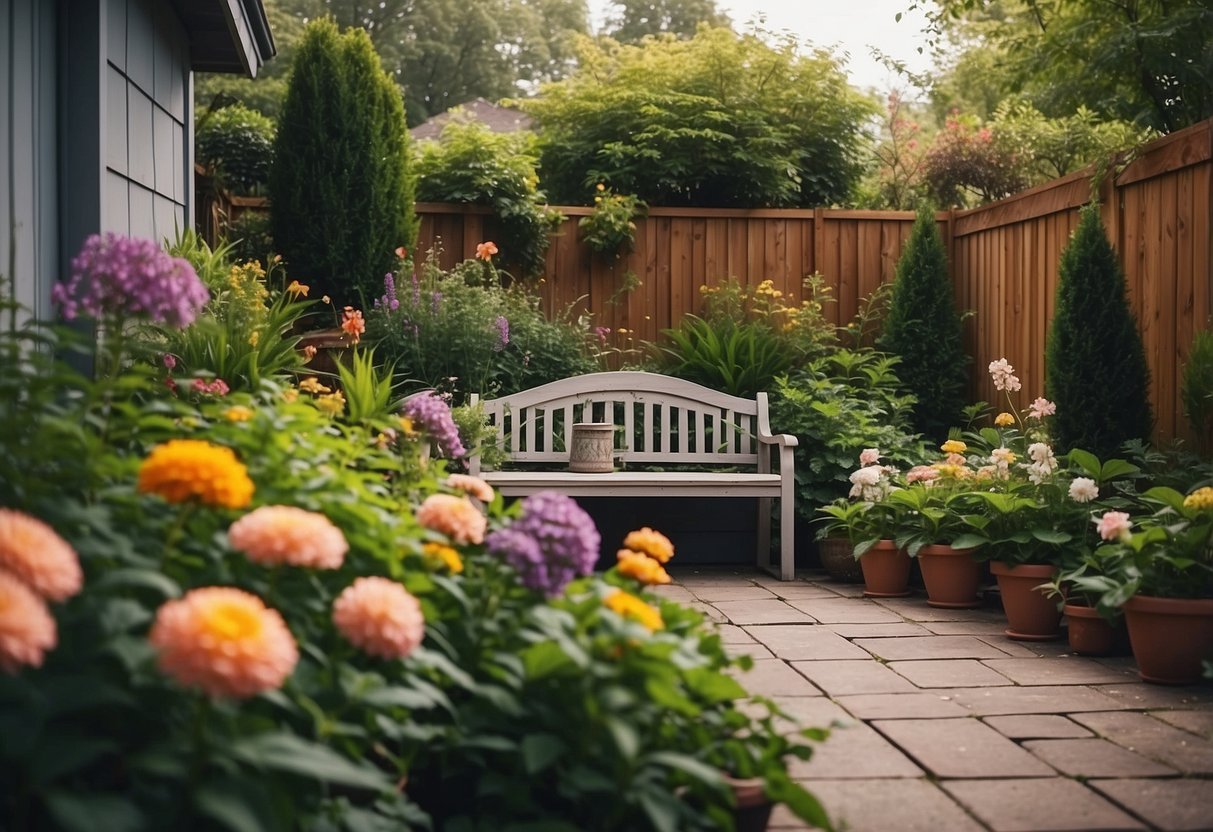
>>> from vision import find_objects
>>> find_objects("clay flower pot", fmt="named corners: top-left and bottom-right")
top-left (918, 545), bottom-right (982, 608)
top-left (990, 562), bottom-right (1061, 641)
top-left (860, 540), bottom-right (912, 598)
top-left (1123, 595), bottom-right (1213, 685)
top-left (818, 536), bottom-right (864, 583)
top-left (1063, 603), bottom-right (1121, 656)
top-left (723, 775), bottom-right (775, 832)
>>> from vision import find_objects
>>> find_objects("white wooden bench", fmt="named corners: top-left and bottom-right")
top-left (468, 371), bottom-right (797, 580)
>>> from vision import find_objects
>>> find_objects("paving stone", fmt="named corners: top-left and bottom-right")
top-left (767, 804), bottom-right (814, 830)
top-left (872, 718), bottom-right (1055, 778)
top-left (975, 638), bottom-right (1042, 658)
top-left (873, 599), bottom-right (1001, 622)
top-left (768, 584), bottom-right (842, 600)
top-left (745, 625), bottom-right (872, 661)
top-left (789, 660), bottom-right (919, 696)
top-left (769, 695), bottom-right (855, 727)
top-left (711, 599), bottom-right (816, 625)
top-left (690, 585), bottom-right (777, 602)
top-left (1091, 778), bottom-right (1213, 831)
top-left (889, 659), bottom-right (1014, 688)
top-left (1071, 710), bottom-right (1213, 774)
top-left (794, 779), bottom-right (982, 832)
top-left (818, 582), bottom-right (870, 598)
top-left (1022, 737), bottom-right (1176, 777)
top-left (788, 719), bottom-right (924, 779)
top-left (731, 659), bottom-right (823, 697)
top-left (1149, 709), bottom-right (1213, 739)
top-left (983, 657), bottom-right (1136, 685)
top-left (923, 620), bottom-right (1018, 636)
top-left (669, 570), bottom-right (759, 585)
top-left (983, 714), bottom-right (1094, 739)
top-left (1002, 638), bottom-right (1084, 658)
top-left (723, 640), bottom-right (775, 660)
top-left (713, 624), bottom-right (755, 644)
top-left (820, 622), bottom-right (932, 638)
top-left (855, 635), bottom-right (1015, 661)
top-left (942, 778), bottom-right (1146, 831)
top-left (784, 598), bottom-right (905, 624)
top-left (1093, 683), bottom-right (1213, 710)
top-left (648, 585), bottom-right (696, 602)
top-left (939, 685), bottom-right (1131, 716)
top-left (835, 693), bottom-right (971, 720)
top-left (686, 601), bottom-right (727, 623)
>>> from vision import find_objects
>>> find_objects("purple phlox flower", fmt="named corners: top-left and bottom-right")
top-left (592, 326), bottom-right (611, 345)
top-left (381, 272), bottom-right (399, 312)
top-left (494, 315), bottom-right (510, 352)
top-left (401, 392), bottom-right (466, 458)
top-left (431, 291), bottom-right (443, 314)
top-left (485, 491), bottom-right (601, 596)
top-left (52, 233), bottom-right (209, 327)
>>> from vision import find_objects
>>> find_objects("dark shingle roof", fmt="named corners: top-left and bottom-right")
top-left (409, 98), bottom-right (534, 142)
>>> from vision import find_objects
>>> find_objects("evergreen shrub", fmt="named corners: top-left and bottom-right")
top-left (196, 104), bottom-right (275, 195)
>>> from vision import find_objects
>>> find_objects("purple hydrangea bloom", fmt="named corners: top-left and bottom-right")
top-left (494, 315), bottom-right (510, 352)
top-left (402, 392), bottom-right (466, 458)
top-left (485, 491), bottom-right (601, 597)
top-left (51, 233), bottom-right (209, 327)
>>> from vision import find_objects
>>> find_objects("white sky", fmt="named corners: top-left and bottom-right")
top-left (587, 0), bottom-right (938, 95)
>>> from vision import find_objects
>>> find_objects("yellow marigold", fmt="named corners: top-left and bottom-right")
top-left (137, 440), bottom-right (254, 509)
top-left (423, 542), bottom-right (464, 574)
top-left (0, 509), bottom-right (83, 602)
top-left (604, 590), bottom-right (663, 631)
top-left (1183, 487), bottom-right (1213, 512)
top-left (616, 549), bottom-right (671, 585)
top-left (223, 405), bottom-right (254, 423)
top-left (932, 463), bottom-right (969, 480)
top-left (0, 571), bottom-right (57, 674)
top-left (416, 494), bottom-right (487, 545)
top-left (298, 377), bottom-right (331, 395)
top-left (315, 391), bottom-right (346, 417)
top-left (286, 280), bottom-right (309, 297)
top-left (398, 416), bottom-right (418, 436)
top-left (228, 506), bottom-right (348, 569)
top-left (282, 389), bottom-right (300, 404)
top-left (445, 474), bottom-right (494, 504)
top-left (332, 577), bottom-right (425, 660)
top-left (940, 439), bottom-right (968, 455)
top-left (994, 412), bottom-right (1015, 427)
top-left (150, 587), bottom-right (298, 698)
top-left (622, 527), bottom-right (674, 564)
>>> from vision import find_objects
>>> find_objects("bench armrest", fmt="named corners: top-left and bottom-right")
top-left (755, 392), bottom-right (798, 448)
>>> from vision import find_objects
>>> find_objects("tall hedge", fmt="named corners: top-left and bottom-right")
top-left (878, 206), bottom-right (969, 441)
top-left (270, 19), bottom-right (417, 307)
top-left (1045, 204), bottom-right (1152, 456)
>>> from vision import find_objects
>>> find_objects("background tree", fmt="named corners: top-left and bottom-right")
top-left (877, 206), bottom-right (969, 440)
top-left (1045, 204), bottom-right (1152, 457)
top-left (604, 0), bottom-right (730, 43)
top-left (270, 19), bottom-right (417, 307)
top-left (521, 27), bottom-right (875, 207)
top-left (195, 0), bottom-right (304, 119)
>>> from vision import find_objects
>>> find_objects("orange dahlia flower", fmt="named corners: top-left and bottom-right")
top-left (228, 506), bottom-right (348, 570)
top-left (0, 571), bottom-right (57, 674)
top-left (416, 494), bottom-right (486, 545)
top-left (332, 577), bottom-right (425, 659)
top-left (137, 440), bottom-right (254, 509)
top-left (0, 509), bottom-right (83, 602)
top-left (444, 474), bottom-right (495, 504)
top-left (616, 549), bottom-right (671, 585)
top-left (621, 527), bottom-right (674, 564)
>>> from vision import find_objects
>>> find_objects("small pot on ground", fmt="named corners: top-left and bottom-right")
top-left (990, 562), bottom-right (1061, 641)
top-left (917, 544), bottom-right (982, 608)
top-left (723, 776), bottom-right (774, 832)
top-left (1123, 595), bottom-right (1213, 685)
top-left (860, 540), bottom-right (912, 598)
top-left (818, 536), bottom-right (864, 583)
top-left (1062, 603), bottom-right (1122, 656)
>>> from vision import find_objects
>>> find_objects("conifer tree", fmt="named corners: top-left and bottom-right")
top-left (1046, 203), bottom-right (1152, 456)
top-left (878, 206), bottom-right (970, 441)
top-left (270, 19), bottom-right (417, 307)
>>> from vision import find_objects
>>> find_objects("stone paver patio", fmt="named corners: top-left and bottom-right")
top-left (656, 568), bottom-right (1213, 832)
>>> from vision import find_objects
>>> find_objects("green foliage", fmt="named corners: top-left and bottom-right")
top-left (195, 0), bottom-right (305, 119)
top-left (1045, 204), bottom-right (1152, 457)
top-left (195, 105), bottom-right (276, 195)
top-left (224, 211), bottom-right (276, 267)
top-left (604, 0), bottom-right (730, 42)
top-left (522, 27), bottom-right (876, 207)
top-left (270, 18), bottom-right (417, 308)
top-left (1182, 329), bottom-right (1213, 457)
top-left (877, 206), bottom-right (969, 440)
top-left (336, 347), bottom-right (397, 422)
top-left (991, 100), bottom-right (1152, 181)
top-left (922, 112), bottom-right (1027, 207)
top-left (414, 120), bottom-right (562, 278)
top-left (580, 185), bottom-right (646, 260)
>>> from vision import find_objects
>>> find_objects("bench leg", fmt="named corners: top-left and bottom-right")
top-left (780, 474), bottom-right (795, 581)
top-left (756, 497), bottom-right (771, 573)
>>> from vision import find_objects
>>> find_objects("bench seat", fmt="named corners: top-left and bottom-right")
top-left (481, 471), bottom-right (784, 498)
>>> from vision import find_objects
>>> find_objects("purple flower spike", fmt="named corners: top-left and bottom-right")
top-left (402, 392), bottom-right (466, 459)
top-left (494, 315), bottom-right (509, 352)
top-left (485, 492), bottom-right (601, 596)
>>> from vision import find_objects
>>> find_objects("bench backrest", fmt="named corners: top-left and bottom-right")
top-left (470, 372), bottom-right (767, 472)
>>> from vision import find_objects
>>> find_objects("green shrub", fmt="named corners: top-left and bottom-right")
top-left (878, 205), bottom-right (970, 441)
top-left (270, 18), bottom-right (417, 308)
top-left (580, 184), bottom-right (646, 260)
top-left (196, 104), bottom-right (275, 195)
top-left (224, 210), bottom-right (275, 266)
top-left (1182, 328), bottom-right (1213, 456)
top-left (1046, 203), bottom-right (1152, 457)
top-left (415, 119), bottom-right (562, 279)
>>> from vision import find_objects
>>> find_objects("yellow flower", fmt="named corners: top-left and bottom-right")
top-left (616, 549), bottom-right (671, 585)
top-left (315, 391), bottom-right (346, 417)
top-left (1183, 487), bottom-right (1213, 512)
top-left (604, 590), bottom-right (663, 631)
top-left (932, 463), bottom-right (969, 480)
top-left (248, 330), bottom-right (260, 347)
top-left (622, 527), bottom-right (674, 564)
top-left (223, 405), bottom-right (254, 422)
top-left (282, 389), bottom-right (299, 403)
top-left (286, 280), bottom-right (309, 298)
top-left (940, 439), bottom-right (968, 455)
top-left (298, 377), bottom-right (331, 395)
top-left (423, 542), bottom-right (464, 574)
top-left (994, 412), bottom-right (1015, 427)
top-left (137, 440), bottom-right (254, 509)
top-left (398, 416), bottom-right (418, 436)
top-left (596, 183), bottom-right (606, 192)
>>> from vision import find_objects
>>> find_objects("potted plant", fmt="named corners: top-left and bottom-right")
top-left (1045, 555), bottom-right (1127, 657)
top-left (819, 450), bottom-right (911, 597)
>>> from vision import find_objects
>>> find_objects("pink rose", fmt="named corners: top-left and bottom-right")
top-left (1095, 511), bottom-right (1132, 542)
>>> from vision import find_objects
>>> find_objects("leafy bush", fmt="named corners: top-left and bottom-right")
top-left (580, 184), bottom-right (646, 259)
top-left (270, 18), bottom-right (417, 308)
top-left (415, 119), bottom-right (563, 279)
top-left (1046, 203), bottom-right (1152, 457)
top-left (922, 112), bottom-right (1028, 207)
top-left (196, 104), bottom-right (275, 195)
top-left (224, 210), bottom-right (275, 266)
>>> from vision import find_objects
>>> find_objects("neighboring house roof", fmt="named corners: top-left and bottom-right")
top-left (410, 98), bottom-right (534, 142)
top-left (170, 0), bottom-right (276, 78)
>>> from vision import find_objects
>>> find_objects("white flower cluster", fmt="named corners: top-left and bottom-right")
top-left (849, 464), bottom-right (897, 502)
top-left (988, 358), bottom-right (1022, 392)
top-left (1068, 477), bottom-right (1099, 503)
top-left (1021, 442), bottom-right (1058, 484)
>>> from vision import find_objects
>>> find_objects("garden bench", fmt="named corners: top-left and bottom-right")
top-left (468, 371), bottom-right (797, 580)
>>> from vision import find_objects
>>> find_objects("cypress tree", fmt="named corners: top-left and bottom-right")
top-left (878, 205), bottom-right (970, 441)
top-left (1045, 203), bottom-right (1152, 456)
top-left (270, 19), bottom-right (417, 308)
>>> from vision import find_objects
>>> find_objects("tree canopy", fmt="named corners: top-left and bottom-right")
top-left (603, 0), bottom-right (730, 43)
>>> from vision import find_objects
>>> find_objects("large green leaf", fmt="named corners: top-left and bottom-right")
top-left (43, 791), bottom-right (144, 832)
top-left (227, 733), bottom-right (390, 791)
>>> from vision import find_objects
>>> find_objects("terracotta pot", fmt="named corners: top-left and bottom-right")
top-left (818, 536), bottom-right (864, 583)
top-left (918, 545), bottom-right (982, 608)
top-left (723, 775), bottom-right (774, 832)
top-left (860, 540), bottom-right (912, 598)
top-left (990, 562), bottom-right (1061, 641)
top-left (1123, 595), bottom-right (1213, 685)
top-left (1063, 603), bottom-right (1120, 656)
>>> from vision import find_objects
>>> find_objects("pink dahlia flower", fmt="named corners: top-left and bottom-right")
top-left (416, 494), bottom-right (486, 545)
top-left (228, 506), bottom-right (348, 570)
top-left (444, 474), bottom-right (495, 504)
top-left (1096, 511), bottom-right (1133, 542)
top-left (332, 577), bottom-right (425, 659)
top-left (0, 509), bottom-right (83, 602)
top-left (0, 571), bottom-right (57, 674)
top-left (859, 448), bottom-right (881, 466)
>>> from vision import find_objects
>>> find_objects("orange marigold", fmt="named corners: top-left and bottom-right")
top-left (444, 474), bottom-right (495, 504)
top-left (475, 241), bottom-right (498, 260)
top-left (603, 589), bottom-right (663, 631)
top-left (0, 571), bottom-right (57, 674)
top-left (150, 587), bottom-right (298, 698)
top-left (332, 577), bottom-right (425, 659)
top-left (137, 440), bottom-right (254, 509)
top-left (422, 542), bottom-right (464, 574)
top-left (616, 549), bottom-right (671, 585)
top-left (0, 509), bottom-right (83, 602)
top-left (416, 494), bottom-right (486, 545)
top-left (340, 307), bottom-right (365, 343)
top-left (621, 527), bottom-right (674, 564)
top-left (228, 506), bottom-right (348, 569)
